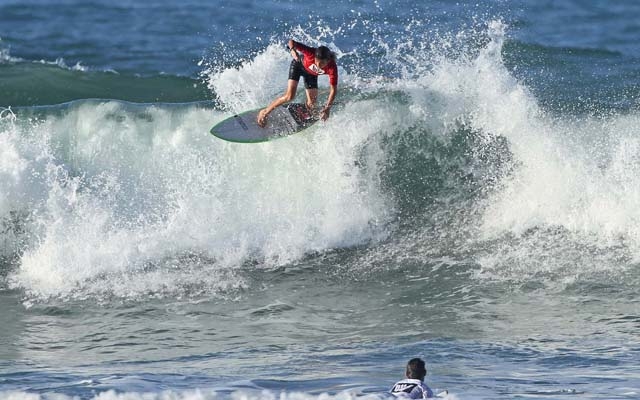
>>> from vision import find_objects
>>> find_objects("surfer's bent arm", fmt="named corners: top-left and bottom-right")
top-left (287, 39), bottom-right (300, 62)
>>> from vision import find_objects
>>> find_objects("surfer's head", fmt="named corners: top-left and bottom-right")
top-left (405, 358), bottom-right (427, 380)
top-left (315, 46), bottom-right (333, 68)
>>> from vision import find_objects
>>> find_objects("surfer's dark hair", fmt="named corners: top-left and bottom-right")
top-left (315, 46), bottom-right (333, 61)
top-left (406, 358), bottom-right (427, 380)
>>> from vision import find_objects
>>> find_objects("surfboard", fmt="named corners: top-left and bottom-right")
top-left (210, 103), bottom-right (319, 143)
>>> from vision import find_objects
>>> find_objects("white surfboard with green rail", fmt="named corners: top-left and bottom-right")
top-left (210, 103), bottom-right (318, 143)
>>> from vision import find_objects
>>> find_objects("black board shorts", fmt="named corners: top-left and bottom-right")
top-left (288, 58), bottom-right (318, 89)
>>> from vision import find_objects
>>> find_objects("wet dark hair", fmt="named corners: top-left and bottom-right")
top-left (315, 46), bottom-right (333, 61)
top-left (406, 358), bottom-right (427, 380)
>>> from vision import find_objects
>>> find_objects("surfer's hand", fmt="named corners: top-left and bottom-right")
top-left (257, 109), bottom-right (268, 127)
top-left (321, 107), bottom-right (330, 121)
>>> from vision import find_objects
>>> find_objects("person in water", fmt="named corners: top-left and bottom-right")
top-left (390, 358), bottom-right (434, 399)
top-left (257, 39), bottom-right (338, 127)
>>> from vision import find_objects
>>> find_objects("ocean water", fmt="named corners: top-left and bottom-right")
top-left (1, 0), bottom-right (640, 399)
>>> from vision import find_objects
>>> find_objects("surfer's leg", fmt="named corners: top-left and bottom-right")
top-left (302, 73), bottom-right (319, 111)
top-left (305, 88), bottom-right (318, 111)
top-left (258, 79), bottom-right (299, 126)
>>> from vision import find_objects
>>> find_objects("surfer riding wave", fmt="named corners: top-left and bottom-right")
top-left (257, 39), bottom-right (338, 127)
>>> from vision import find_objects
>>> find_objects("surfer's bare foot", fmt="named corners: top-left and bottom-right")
top-left (257, 109), bottom-right (268, 127)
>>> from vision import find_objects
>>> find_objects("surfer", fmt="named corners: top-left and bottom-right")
top-left (389, 358), bottom-right (434, 399)
top-left (257, 39), bottom-right (338, 127)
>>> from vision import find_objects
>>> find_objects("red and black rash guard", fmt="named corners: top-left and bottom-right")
top-left (292, 41), bottom-right (338, 86)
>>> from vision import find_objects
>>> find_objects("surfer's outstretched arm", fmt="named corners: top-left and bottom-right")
top-left (321, 84), bottom-right (337, 121)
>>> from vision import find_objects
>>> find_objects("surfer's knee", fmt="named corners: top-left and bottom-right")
top-left (282, 91), bottom-right (295, 102)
